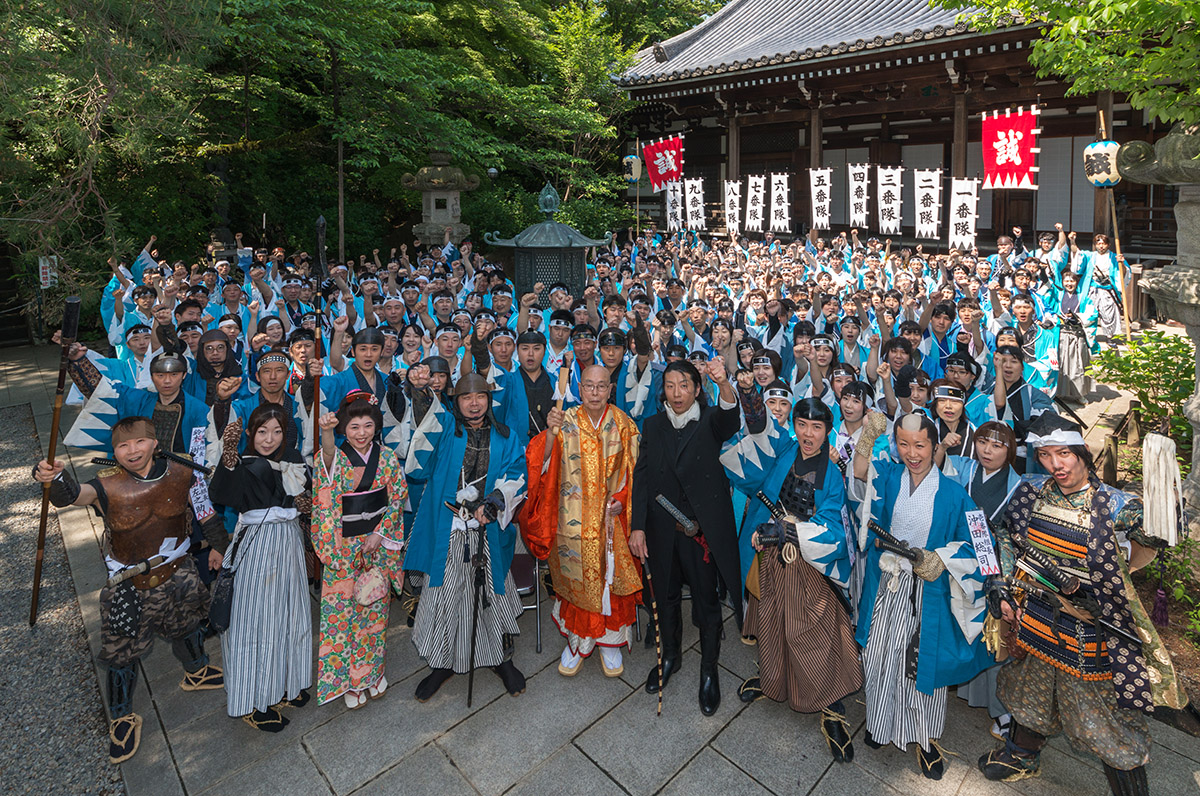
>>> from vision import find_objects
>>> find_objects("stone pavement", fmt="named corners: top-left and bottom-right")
top-left (3, 344), bottom-right (1198, 796)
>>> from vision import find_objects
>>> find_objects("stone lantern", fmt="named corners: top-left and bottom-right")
top-left (402, 151), bottom-right (480, 247)
top-left (484, 183), bottom-right (610, 302)
top-left (1117, 123), bottom-right (1200, 504)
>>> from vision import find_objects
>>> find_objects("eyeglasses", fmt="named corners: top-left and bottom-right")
top-left (579, 383), bottom-right (609, 393)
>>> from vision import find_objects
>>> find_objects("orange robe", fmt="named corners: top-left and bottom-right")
top-left (523, 405), bottom-right (641, 647)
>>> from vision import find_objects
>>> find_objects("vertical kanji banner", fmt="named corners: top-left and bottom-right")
top-left (641, 135), bottom-right (685, 192)
top-left (913, 168), bottom-right (943, 239)
top-left (723, 180), bottom-right (742, 237)
top-left (948, 178), bottom-right (980, 251)
top-left (848, 164), bottom-right (870, 228)
top-left (665, 180), bottom-right (683, 232)
top-left (684, 178), bottom-right (706, 230)
top-left (769, 173), bottom-right (791, 233)
top-left (982, 106), bottom-right (1040, 190)
top-left (876, 166), bottom-right (903, 235)
top-left (809, 168), bottom-right (832, 230)
top-left (745, 175), bottom-right (766, 232)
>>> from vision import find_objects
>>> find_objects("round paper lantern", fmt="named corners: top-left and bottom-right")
top-left (1083, 140), bottom-right (1121, 187)
top-left (622, 155), bottom-right (642, 184)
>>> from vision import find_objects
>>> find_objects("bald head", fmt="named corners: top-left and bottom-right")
top-left (582, 364), bottom-right (609, 382)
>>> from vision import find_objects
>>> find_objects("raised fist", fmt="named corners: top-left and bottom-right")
top-left (221, 418), bottom-right (243, 469)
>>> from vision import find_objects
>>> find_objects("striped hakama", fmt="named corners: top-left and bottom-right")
top-left (861, 470), bottom-right (946, 752)
top-left (756, 550), bottom-right (862, 713)
top-left (221, 510), bottom-right (313, 717)
top-left (412, 517), bottom-right (522, 673)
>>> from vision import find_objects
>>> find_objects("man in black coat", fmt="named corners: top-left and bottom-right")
top-left (630, 358), bottom-right (741, 716)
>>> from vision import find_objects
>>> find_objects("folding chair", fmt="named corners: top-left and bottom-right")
top-left (510, 552), bottom-right (543, 653)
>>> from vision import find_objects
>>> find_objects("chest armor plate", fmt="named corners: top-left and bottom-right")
top-left (103, 461), bottom-right (193, 565)
top-left (1025, 500), bottom-right (1092, 564)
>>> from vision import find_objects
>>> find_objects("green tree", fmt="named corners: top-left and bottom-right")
top-left (0, 0), bottom-right (222, 272)
top-left (936, 0), bottom-right (1200, 124)
top-left (595, 0), bottom-right (725, 50)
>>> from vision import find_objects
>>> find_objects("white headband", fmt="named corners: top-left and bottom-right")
top-left (1026, 428), bottom-right (1086, 448)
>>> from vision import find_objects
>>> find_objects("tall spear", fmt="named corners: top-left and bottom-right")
top-left (312, 215), bottom-right (328, 452)
top-left (30, 295), bottom-right (81, 626)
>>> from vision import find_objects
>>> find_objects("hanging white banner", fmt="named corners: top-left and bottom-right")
top-left (769, 173), bottom-right (790, 233)
top-left (723, 180), bottom-right (742, 238)
top-left (665, 180), bottom-right (683, 232)
top-left (848, 164), bottom-right (870, 228)
top-left (913, 168), bottom-right (943, 240)
top-left (948, 178), bottom-right (981, 251)
top-left (744, 175), bottom-right (766, 232)
top-left (876, 166), bottom-right (903, 235)
top-left (809, 168), bottom-right (833, 231)
top-left (684, 178), bottom-right (706, 230)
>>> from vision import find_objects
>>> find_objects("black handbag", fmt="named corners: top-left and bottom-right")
top-left (208, 518), bottom-right (265, 634)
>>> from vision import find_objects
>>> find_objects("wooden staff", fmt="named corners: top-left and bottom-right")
top-left (548, 351), bottom-right (573, 440)
top-left (312, 215), bottom-right (327, 453)
top-left (1098, 111), bottom-right (1133, 338)
top-left (30, 296), bottom-right (81, 627)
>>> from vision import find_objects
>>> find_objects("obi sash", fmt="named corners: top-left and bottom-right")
top-left (341, 443), bottom-right (386, 538)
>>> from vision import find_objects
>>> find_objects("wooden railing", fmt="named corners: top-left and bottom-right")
top-left (1118, 205), bottom-right (1177, 257)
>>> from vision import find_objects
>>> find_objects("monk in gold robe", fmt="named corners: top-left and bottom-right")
top-left (522, 364), bottom-right (641, 677)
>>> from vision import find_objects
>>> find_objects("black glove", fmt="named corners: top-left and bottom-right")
top-left (41, 467), bottom-right (81, 508)
top-left (631, 320), bottom-right (651, 357)
top-left (479, 496), bottom-right (502, 524)
top-left (985, 574), bottom-right (1015, 620)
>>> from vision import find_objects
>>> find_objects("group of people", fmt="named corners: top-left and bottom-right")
top-left (31, 220), bottom-right (1184, 796)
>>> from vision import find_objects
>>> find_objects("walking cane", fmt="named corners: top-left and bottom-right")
top-left (643, 559), bottom-right (663, 717)
top-left (30, 296), bottom-right (81, 627)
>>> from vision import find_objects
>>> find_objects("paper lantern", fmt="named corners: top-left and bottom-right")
top-left (1083, 140), bottom-right (1121, 187)
top-left (622, 155), bottom-right (642, 184)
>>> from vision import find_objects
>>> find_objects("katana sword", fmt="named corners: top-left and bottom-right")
top-left (1003, 575), bottom-right (1143, 648)
top-left (654, 494), bottom-right (697, 536)
top-left (90, 449), bottom-right (213, 478)
top-left (867, 519), bottom-right (920, 561)
top-left (106, 555), bottom-right (169, 588)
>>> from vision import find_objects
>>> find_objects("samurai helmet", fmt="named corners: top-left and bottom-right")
top-left (451, 373), bottom-right (493, 397)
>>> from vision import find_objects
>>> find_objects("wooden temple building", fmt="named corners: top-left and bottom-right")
top-left (618, 0), bottom-right (1177, 257)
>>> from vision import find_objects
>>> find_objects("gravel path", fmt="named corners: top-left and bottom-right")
top-left (0, 404), bottom-right (125, 796)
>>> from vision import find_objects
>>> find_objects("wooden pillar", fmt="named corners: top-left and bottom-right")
top-left (726, 115), bottom-right (741, 181)
top-left (809, 106), bottom-right (823, 169)
top-left (952, 91), bottom-right (968, 178)
top-left (1094, 90), bottom-right (1114, 236)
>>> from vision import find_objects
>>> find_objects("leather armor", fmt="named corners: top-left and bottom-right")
top-left (101, 461), bottom-right (193, 566)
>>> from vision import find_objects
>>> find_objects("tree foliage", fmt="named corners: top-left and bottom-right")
top-left (937, 0), bottom-right (1200, 124)
top-left (0, 0), bottom-right (713, 306)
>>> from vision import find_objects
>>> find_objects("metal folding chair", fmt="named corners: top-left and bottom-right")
top-left (510, 552), bottom-right (543, 653)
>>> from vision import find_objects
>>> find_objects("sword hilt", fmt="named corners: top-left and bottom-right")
top-left (868, 519), bottom-right (920, 561)
top-left (655, 493), bottom-right (697, 535)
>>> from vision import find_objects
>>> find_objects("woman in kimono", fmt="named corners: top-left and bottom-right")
top-left (930, 380), bottom-right (976, 464)
top-left (313, 390), bottom-right (408, 709)
top-left (720, 394), bottom-right (862, 763)
top-left (210, 404), bottom-right (312, 731)
top-left (850, 411), bottom-right (995, 780)
top-left (945, 421), bottom-right (1022, 740)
